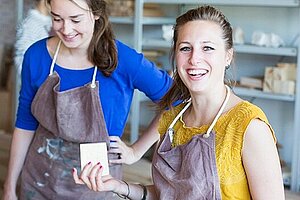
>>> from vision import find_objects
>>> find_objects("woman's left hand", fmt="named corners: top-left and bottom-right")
top-left (73, 162), bottom-right (120, 192)
top-left (108, 136), bottom-right (140, 165)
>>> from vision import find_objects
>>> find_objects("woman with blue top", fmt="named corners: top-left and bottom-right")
top-left (3, 0), bottom-right (171, 199)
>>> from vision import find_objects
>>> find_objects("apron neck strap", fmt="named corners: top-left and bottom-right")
top-left (49, 40), bottom-right (62, 76)
top-left (168, 85), bottom-right (231, 142)
top-left (167, 100), bottom-right (191, 142)
top-left (203, 85), bottom-right (230, 138)
top-left (90, 66), bottom-right (98, 88)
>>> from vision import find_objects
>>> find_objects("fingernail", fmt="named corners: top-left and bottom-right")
top-left (100, 165), bottom-right (103, 169)
top-left (97, 162), bottom-right (101, 165)
top-left (88, 161), bottom-right (91, 165)
top-left (72, 168), bottom-right (75, 172)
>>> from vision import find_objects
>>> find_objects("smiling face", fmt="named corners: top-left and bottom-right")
top-left (175, 20), bottom-right (233, 94)
top-left (50, 0), bottom-right (98, 49)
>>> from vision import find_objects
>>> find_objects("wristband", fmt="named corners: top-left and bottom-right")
top-left (116, 180), bottom-right (130, 199)
top-left (139, 184), bottom-right (147, 200)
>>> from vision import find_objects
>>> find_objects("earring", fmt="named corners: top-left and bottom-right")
top-left (225, 65), bottom-right (230, 70)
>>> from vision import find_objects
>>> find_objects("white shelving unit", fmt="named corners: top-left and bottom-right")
top-left (111, 0), bottom-right (300, 192)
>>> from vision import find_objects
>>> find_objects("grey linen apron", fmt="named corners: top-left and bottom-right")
top-left (20, 41), bottom-right (122, 200)
top-left (152, 86), bottom-right (231, 200)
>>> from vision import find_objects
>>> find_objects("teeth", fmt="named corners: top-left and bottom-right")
top-left (65, 35), bottom-right (76, 39)
top-left (187, 69), bottom-right (207, 76)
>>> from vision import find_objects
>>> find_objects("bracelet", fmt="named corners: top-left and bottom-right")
top-left (116, 180), bottom-right (130, 199)
top-left (139, 184), bottom-right (147, 200)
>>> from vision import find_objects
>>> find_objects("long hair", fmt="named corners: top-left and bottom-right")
top-left (158, 5), bottom-right (233, 112)
top-left (47, 0), bottom-right (117, 76)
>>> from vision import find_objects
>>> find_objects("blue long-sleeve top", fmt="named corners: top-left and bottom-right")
top-left (16, 38), bottom-right (172, 137)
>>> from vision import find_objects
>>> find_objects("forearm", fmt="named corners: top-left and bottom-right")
top-left (130, 113), bottom-right (161, 160)
top-left (4, 128), bottom-right (34, 190)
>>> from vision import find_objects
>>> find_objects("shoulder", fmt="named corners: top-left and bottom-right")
top-left (115, 40), bottom-right (137, 53)
top-left (22, 38), bottom-right (52, 80)
top-left (115, 40), bottom-right (144, 64)
top-left (219, 101), bottom-right (274, 141)
top-left (232, 101), bottom-right (275, 141)
top-left (24, 38), bottom-right (48, 57)
top-left (229, 101), bottom-right (268, 122)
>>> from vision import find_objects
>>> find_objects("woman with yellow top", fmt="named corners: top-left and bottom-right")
top-left (73, 5), bottom-right (284, 200)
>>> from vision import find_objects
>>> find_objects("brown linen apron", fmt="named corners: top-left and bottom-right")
top-left (20, 41), bottom-right (122, 200)
top-left (152, 86), bottom-right (231, 200)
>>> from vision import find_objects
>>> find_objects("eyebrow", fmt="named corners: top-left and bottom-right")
top-left (179, 41), bottom-right (216, 45)
top-left (50, 11), bottom-right (84, 18)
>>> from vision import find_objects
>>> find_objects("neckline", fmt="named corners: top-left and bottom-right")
top-left (168, 85), bottom-right (231, 140)
top-left (45, 38), bottom-right (94, 71)
top-left (179, 100), bottom-right (248, 130)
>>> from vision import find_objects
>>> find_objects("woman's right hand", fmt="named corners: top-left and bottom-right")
top-left (72, 162), bottom-right (121, 193)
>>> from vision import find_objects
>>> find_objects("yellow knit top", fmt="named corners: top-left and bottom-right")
top-left (158, 101), bottom-right (275, 200)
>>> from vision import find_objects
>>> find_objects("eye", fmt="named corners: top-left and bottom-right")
top-left (179, 46), bottom-right (191, 52)
top-left (52, 18), bottom-right (62, 22)
top-left (71, 19), bottom-right (81, 24)
top-left (203, 46), bottom-right (215, 51)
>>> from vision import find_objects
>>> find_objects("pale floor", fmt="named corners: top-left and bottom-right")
top-left (0, 131), bottom-right (299, 199)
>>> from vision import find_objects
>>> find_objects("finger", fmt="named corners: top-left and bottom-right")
top-left (109, 141), bottom-right (119, 149)
top-left (108, 148), bottom-right (121, 154)
top-left (79, 162), bottom-right (93, 189)
top-left (102, 174), bottom-right (113, 182)
top-left (95, 165), bottom-right (104, 191)
top-left (89, 162), bottom-right (102, 191)
top-left (109, 158), bottom-right (123, 164)
top-left (72, 168), bottom-right (85, 185)
top-left (109, 136), bottom-right (121, 142)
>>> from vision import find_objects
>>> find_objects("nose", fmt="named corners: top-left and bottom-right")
top-left (189, 49), bottom-right (202, 66)
top-left (61, 20), bottom-right (73, 35)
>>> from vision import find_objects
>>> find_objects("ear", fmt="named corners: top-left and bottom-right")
top-left (226, 48), bottom-right (233, 66)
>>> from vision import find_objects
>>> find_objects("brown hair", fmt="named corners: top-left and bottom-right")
top-left (158, 5), bottom-right (234, 112)
top-left (47, 0), bottom-right (117, 76)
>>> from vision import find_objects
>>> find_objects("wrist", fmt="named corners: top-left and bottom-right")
top-left (114, 180), bottom-right (130, 198)
top-left (3, 181), bottom-right (17, 193)
top-left (131, 145), bottom-right (142, 161)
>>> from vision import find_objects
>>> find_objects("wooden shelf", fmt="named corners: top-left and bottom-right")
top-left (233, 87), bottom-right (295, 102)
top-left (142, 38), bottom-right (298, 57)
top-left (109, 16), bottom-right (134, 24)
top-left (144, 0), bottom-right (299, 7)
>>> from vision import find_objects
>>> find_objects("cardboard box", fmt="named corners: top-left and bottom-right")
top-left (273, 80), bottom-right (295, 95)
top-left (107, 0), bottom-right (134, 16)
top-left (107, 1), bottom-right (164, 17)
top-left (263, 64), bottom-right (296, 95)
top-left (240, 76), bottom-right (263, 89)
top-left (276, 63), bottom-right (296, 81)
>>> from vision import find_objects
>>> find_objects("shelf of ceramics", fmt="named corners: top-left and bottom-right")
top-left (144, 0), bottom-right (299, 7)
top-left (233, 87), bottom-right (295, 102)
top-left (142, 38), bottom-right (298, 57)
